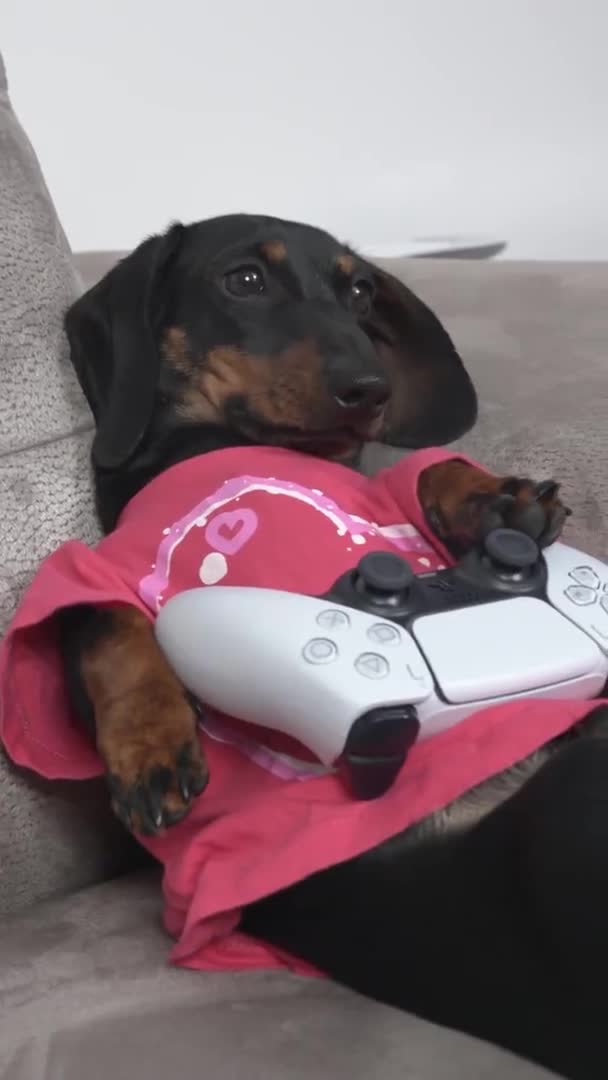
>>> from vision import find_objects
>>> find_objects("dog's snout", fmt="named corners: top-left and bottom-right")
top-left (333, 373), bottom-right (391, 414)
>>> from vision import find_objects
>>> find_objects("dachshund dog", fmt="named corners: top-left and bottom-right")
top-left (60, 215), bottom-right (607, 1080)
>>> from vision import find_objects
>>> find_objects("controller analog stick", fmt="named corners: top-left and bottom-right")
top-left (483, 528), bottom-right (540, 571)
top-left (355, 552), bottom-right (414, 598)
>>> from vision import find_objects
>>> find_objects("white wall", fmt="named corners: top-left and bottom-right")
top-left (4, 0), bottom-right (608, 259)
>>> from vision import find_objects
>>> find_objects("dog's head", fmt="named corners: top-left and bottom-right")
top-left (66, 214), bottom-right (477, 471)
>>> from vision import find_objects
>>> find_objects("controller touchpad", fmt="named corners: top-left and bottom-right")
top-left (412, 596), bottom-right (602, 704)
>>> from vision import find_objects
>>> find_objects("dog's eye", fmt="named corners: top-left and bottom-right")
top-left (224, 265), bottom-right (266, 298)
top-left (350, 279), bottom-right (374, 316)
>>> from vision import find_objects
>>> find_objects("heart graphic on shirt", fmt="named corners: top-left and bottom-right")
top-left (204, 508), bottom-right (258, 555)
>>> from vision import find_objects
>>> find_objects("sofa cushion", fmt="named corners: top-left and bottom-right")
top-left (0, 52), bottom-right (133, 917)
top-left (0, 870), bottom-right (558, 1080)
top-left (0, 56), bottom-right (91, 453)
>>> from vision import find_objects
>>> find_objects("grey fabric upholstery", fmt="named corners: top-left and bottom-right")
top-left (0, 53), bottom-right (136, 919)
top-left (0, 871), bottom-right (558, 1079)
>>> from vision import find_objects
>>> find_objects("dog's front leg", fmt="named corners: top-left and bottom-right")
top-left (418, 459), bottom-right (570, 557)
top-left (59, 603), bottom-right (208, 834)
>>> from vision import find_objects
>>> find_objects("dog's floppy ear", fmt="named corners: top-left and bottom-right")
top-left (364, 263), bottom-right (477, 448)
top-left (65, 223), bottom-right (185, 470)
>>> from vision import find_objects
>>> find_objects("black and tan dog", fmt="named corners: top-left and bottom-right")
top-left (61, 215), bottom-right (607, 1080)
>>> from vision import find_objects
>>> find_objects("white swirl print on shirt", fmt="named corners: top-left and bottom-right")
top-left (138, 474), bottom-right (436, 610)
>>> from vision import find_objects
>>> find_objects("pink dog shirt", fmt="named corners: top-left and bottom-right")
top-left (0, 445), bottom-right (596, 974)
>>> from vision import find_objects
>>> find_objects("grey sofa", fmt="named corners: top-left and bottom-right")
top-left (2, 50), bottom-right (606, 1079)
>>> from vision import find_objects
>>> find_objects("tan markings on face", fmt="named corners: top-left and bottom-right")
top-left (260, 240), bottom-right (287, 263)
top-left (165, 327), bottom-right (225, 422)
top-left (163, 327), bottom-right (194, 375)
top-left (178, 342), bottom-right (323, 429)
top-left (336, 253), bottom-right (355, 275)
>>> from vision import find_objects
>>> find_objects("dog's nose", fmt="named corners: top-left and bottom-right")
top-left (333, 373), bottom-right (391, 414)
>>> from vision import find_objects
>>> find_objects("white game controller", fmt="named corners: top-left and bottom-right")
top-left (154, 529), bottom-right (608, 799)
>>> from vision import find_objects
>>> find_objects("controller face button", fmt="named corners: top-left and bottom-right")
top-left (367, 623), bottom-right (402, 645)
top-left (354, 653), bottom-right (390, 679)
top-left (564, 584), bottom-right (598, 606)
top-left (302, 638), bottom-right (338, 664)
top-left (316, 609), bottom-right (351, 631)
top-left (569, 566), bottom-right (601, 590)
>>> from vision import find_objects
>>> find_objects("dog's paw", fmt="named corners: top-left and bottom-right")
top-left (98, 687), bottom-right (208, 835)
top-left (474, 477), bottom-right (570, 547)
top-left (419, 461), bottom-right (571, 556)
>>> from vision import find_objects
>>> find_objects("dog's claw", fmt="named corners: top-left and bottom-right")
top-left (533, 480), bottom-right (560, 501)
top-left (104, 732), bottom-right (208, 836)
top-left (176, 740), bottom-right (209, 803)
top-left (190, 772), bottom-right (208, 796)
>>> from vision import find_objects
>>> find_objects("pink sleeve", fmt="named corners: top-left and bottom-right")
top-left (375, 447), bottom-right (488, 564)
top-left (0, 541), bottom-right (150, 781)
